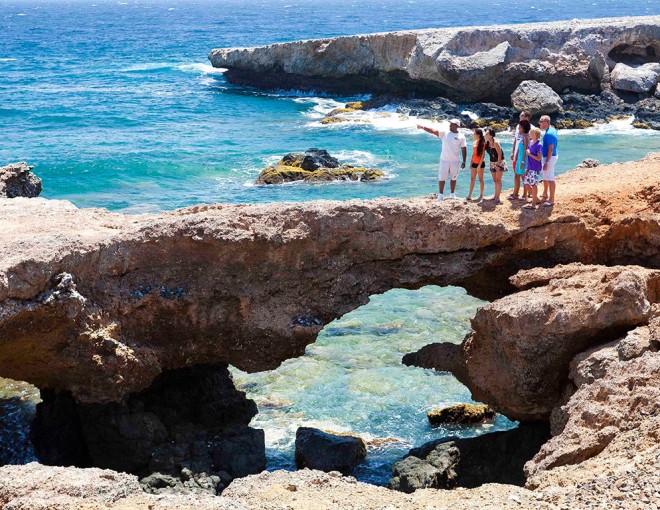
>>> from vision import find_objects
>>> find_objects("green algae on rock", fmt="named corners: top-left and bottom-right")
top-left (427, 403), bottom-right (496, 426)
top-left (256, 149), bottom-right (384, 185)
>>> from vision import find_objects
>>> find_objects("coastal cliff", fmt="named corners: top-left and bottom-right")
top-left (209, 16), bottom-right (660, 102)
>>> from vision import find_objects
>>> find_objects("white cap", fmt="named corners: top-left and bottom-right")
top-left (449, 118), bottom-right (461, 126)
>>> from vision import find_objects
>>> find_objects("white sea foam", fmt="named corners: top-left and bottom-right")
top-left (567, 116), bottom-right (658, 137)
top-left (0, 58), bottom-right (17, 62)
top-left (177, 63), bottom-right (227, 75)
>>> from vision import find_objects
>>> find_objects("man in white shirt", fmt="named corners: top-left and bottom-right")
top-left (417, 118), bottom-right (467, 200)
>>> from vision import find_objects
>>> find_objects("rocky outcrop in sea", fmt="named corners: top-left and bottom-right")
top-left (210, 17), bottom-right (660, 129)
top-left (210, 17), bottom-right (660, 102)
top-left (256, 148), bottom-right (384, 184)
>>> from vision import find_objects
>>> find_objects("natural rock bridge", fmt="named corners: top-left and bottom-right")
top-left (0, 154), bottom-right (659, 494)
top-left (0, 155), bottom-right (657, 405)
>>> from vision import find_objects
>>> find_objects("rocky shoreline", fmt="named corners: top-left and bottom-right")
top-left (0, 154), bottom-right (659, 508)
top-left (210, 17), bottom-right (660, 129)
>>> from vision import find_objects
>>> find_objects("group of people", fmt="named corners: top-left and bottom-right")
top-left (417, 111), bottom-right (558, 209)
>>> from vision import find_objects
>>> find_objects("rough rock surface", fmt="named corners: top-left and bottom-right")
top-left (0, 162), bottom-right (42, 198)
top-left (525, 317), bottom-right (660, 479)
top-left (209, 17), bottom-right (660, 102)
top-left (389, 424), bottom-right (550, 493)
top-left (611, 62), bottom-right (660, 93)
top-left (427, 403), bottom-right (495, 425)
top-left (511, 80), bottom-right (563, 115)
top-left (405, 264), bottom-right (660, 421)
top-left (0, 153), bottom-right (659, 406)
top-left (294, 427), bottom-right (367, 475)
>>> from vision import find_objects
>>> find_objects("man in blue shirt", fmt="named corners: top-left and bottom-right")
top-left (539, 115), bottom-right (558, 206)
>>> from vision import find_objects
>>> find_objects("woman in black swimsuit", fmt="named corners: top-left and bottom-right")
top-left (485, 128), bottom-right (506, 204)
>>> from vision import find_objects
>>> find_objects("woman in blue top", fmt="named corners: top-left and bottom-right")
top-left (509, 119), bottom-right (530, 201)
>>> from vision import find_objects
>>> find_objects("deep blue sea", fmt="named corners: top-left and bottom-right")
top-left (1, 0), bottom-right (659, 485)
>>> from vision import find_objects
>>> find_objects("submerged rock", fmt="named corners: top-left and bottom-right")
top-left (427, 403), bottom-right (495, 426)
top-left (295, 427), bottom-right (367, 475)
top-left (388, 423), bottom-right (550, 493)
top-left (0, 162), bottom-right (42, 198)
top-left (511, 80), bottom-right (563, 115)
top-left (256, 148), bottom-right (384, 184)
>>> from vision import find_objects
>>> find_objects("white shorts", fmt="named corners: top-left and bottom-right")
top-left (542, 155), bottom-right (558, 182)
top-left (439, 160), bottom-right (460, 181)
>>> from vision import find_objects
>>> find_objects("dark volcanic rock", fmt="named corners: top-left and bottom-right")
top-left (0, 162), bottom-right (42, 198)
top-left (388, 423), bottom-right (550, 493)
top-left (295, 427), bottom-right (367, 475)
top-left (32, 364), bottom-right (265, 495)
top-left (300, 148), bottom-right (340, 170)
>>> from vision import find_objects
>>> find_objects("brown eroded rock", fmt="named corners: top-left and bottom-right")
top-left (0, 154), bottom-right (659, 405)
top-left (525, 313), bottom-right (660, 479)
top-left (406, 264), bottom-right (660, 421)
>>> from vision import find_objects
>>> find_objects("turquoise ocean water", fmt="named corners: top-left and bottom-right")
top-left (1, 0), bottom-right (659, 485)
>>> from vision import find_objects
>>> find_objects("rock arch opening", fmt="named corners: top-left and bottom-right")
top-left (608, 43), bottom-right (660, 65)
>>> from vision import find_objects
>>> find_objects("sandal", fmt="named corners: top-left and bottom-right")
top-left (541, 201), bottom-right (554, 207)
top-left (523, 204), bottom-right (537, 210)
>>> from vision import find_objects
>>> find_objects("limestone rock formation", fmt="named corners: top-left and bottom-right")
top-left (294, 427), bottom-right (367, 475)
top-left (611, 62), bottom-right (660, 93)
top-left (0, 154), bottom-right (659, 408)
top-left (256, 148), bottom-right (384, 184)
top-left (406, 264), bottom-right (660, 421)
top-left (511, 80), bottom-right (563, 115)
top-left (427, 403), bottom-right (495, 426)
top-left (0, 162), bottom-right (42, 198)
top-left (209, 16), bottom-right (660, 102)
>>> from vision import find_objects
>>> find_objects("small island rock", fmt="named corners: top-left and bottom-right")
top-left (294, 427), bottom-right (366, 475)
top-left (256, 148), bottom-right (384, 185)
top-left (511, 80), bottom-right (563, 115)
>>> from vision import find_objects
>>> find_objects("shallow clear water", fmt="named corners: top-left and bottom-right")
top-left (1, 0), bottom-right (659, 483)
top-left (231, 286), bottom-right (511, 484)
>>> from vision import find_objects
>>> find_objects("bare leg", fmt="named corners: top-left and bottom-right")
top-left (512, 174), bottom-right (520, 197)
top-left (467, 167), bottom-right (476, 198)
top-left (548, 181), bottom-right (556, 204)
top-left (450, 179), bottom-right (457, 193)
top-left (439, 180), bottom-right (446, 195)
top-left (531, 184), bottom-right (539, 207)
top-left (493, 172), bottom-right (503, 201)
top-left (478, 168), bottom-right (485, 198)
